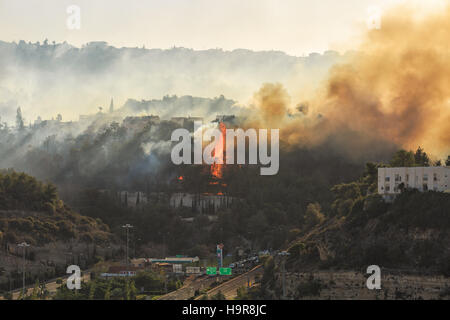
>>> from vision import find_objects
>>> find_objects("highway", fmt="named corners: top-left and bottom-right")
top-left (157, 275), bottom-right (218, 300)
top-left (1, 264), bottom-right (263, 300)
top-left (158, 266), bottom-right (263, 300)
top-left (195, 265), bottom-right (263, 300)
top-left (0, 271), bottom-right (91, 300)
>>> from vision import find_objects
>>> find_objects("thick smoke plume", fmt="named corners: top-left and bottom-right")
top-left (251, 5), bottom-right (450, 159)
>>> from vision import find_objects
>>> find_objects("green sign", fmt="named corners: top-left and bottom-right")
top-left (206, 267), bottom-right (217, 275)
top-left (219, 267), bottom-right (232, 276)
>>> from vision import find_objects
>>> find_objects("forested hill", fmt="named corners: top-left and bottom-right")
top-left (284, 160), bottom-right (450, 275)
top-left (0, 170), bottom-right (112, 247)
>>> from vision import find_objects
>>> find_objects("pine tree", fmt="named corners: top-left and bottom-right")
top-left (89, 282), bottom-right (96, 300)
top-left (125, 280), bottom-right (130, 300)
top-left (129, 281), bottom-right (137, 300)
top-left (414, 146), bottom-right (430, 166)
top-left (18, 288), bottom-right (24, 300)
top-left (31, 279), bottom-right (39, 300)
top-left (104, 281), bottom-right (111, 300)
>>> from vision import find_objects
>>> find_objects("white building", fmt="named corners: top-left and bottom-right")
top-left (378, 166), bottom-right (450, 201)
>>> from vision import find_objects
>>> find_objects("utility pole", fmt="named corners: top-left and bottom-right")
top-left (17, 242), bottom-right (30, 299)
top-left (122, 224), bottom-right (133, 275)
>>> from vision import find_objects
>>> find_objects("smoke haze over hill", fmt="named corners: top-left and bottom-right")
top-left (0, 41), bottom-right (344, 124)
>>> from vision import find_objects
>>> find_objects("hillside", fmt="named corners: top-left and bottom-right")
top-left (0, 170), bottom-right (114, 292)
top-left (249, 160), bottom-right (450, 300)
top-left (286, 190), bottom-right (450, 275)
top-left (281, 155), bottom-right (450, 275)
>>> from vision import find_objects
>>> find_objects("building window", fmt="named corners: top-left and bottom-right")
top-left (385, 185), bottom-right (390, 192)
top-left (385, 176), bottom-right (390, 182)
top-left (433, 173), bottom-right (437, 181)
top-left (423, 184), bottom-right (428, 191)
top-left (423, 174), bottom-right (428, 181)
top-left (395, 174), bottom-right (401, 182)
top-left (406, 174), bottom-right (409, 182)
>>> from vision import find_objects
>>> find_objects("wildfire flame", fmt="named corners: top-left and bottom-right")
top-left (210, 122), bottom-right (226, 179)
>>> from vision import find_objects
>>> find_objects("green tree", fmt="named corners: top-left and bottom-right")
top-left (104, 281), bottom-right (111, 300)
top-left (236, 287), bottom-right (250, 300)
top-left (89, 282), bottom-right (96, 300)
top-left (211, 290), bottom-right (226, 300)
top-left (31, 279), bottom-right (40, 300)
top-left (124, 280), bottom-right (130, 300)
top-left (110, 287), bottom-right (123, 300)
top-left (304, 203), bottom-right (325, 228)
top-left (17, 289), bottom-right (24, 300)
top-left (390, 150), bottom-right (415, 167)
top-left (331, 182), bottom-right (361, 216)
top-left (129, 281), bottom-right (137, 300)
top-left (414, 146), bottom-right (430, 166)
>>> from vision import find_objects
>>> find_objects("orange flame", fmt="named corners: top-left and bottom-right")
top-left (210, 122), bottom-right (226, 179)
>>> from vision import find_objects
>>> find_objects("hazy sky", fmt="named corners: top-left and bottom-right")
top-left (0, 0), bottom-right (446, 55)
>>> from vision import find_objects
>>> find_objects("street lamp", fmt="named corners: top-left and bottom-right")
top-left (122, 224), bottom-right (133, 274)
top-left (17, 242), bottom-right (30, 299)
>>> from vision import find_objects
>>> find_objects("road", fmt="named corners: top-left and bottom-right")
top-left (158, 266), bottom-right (263, 300)
top-left (2, 266), bottom-right (262, 300)
top-left (157, 275), bottom-right (218, 300)
top-left (0, 271), bottom-right (91, 300)
top-left (195, 265), bottom-right (263, 300)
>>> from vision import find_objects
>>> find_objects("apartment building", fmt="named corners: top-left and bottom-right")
top-left (378, 166), bottom-right (450, 201)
